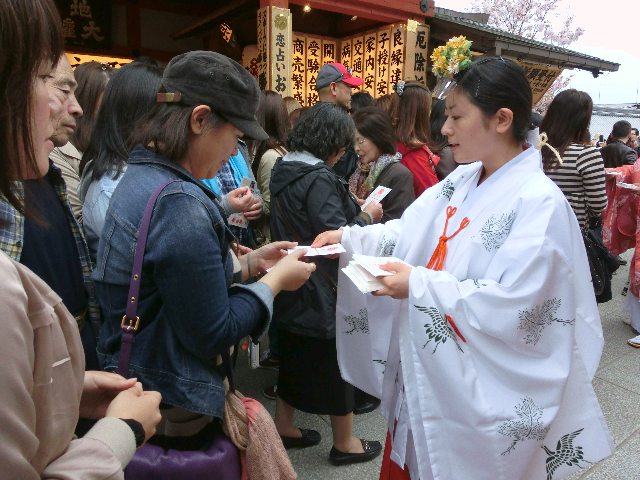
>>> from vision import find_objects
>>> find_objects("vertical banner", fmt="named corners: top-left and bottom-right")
top-left (340, 38), bottom-right (353, 70)
top-left (269, 7), bottom-right (292, 97)
top-left (306, 36), bottom-right (321, 105)
top-left (351, 36), bottom-right (365, 92)
top-left (256, 7), bottom-right (269, 90)
top-left (389, 24), bottom-right (405, 88)
top-left (363, 31), bottom-right (377, 96)
top-left (405, 20), bottom-right (429, 85)
top-left (322, 39), bottom-right (337, 65)
top-left (291, 34), bottom-right (306, 104)
top-left (375, 27), bottom-right (391, 97)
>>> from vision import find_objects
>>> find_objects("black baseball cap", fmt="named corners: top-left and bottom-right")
top-left (157, 51), bottom-right (268, 140)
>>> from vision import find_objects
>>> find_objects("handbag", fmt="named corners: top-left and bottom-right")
top-left (118, 180), bottom-right (295, 479)
top-left (582, 225), bottom-right (620, 303)
top-left (118, 180), bottom-right (240, 479)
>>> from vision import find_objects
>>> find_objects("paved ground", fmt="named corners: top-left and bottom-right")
top-left (235, 250), bottom-right (640, 479)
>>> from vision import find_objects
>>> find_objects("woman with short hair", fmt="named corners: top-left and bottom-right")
top-left (350, 106), bottom-right (414, 222)
top-left (269, 102), bottom-right (383, 465)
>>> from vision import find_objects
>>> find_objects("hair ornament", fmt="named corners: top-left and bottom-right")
top-left (394, 80), bottom-right (406, 96)
top-left (537, 132), bottom-right (563, 165)
top-left (430, 36), bottom-right (473, 99)
top-left (430, 36), bottom-right (473, 78)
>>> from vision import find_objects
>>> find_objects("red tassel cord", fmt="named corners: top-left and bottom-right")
top-left (426, 206), bottom-right (470, 271)
top-left (426, 206), bottom-right (470, 344)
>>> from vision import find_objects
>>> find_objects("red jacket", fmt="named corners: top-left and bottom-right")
top-left (397, 143), bottom-right (439, 197)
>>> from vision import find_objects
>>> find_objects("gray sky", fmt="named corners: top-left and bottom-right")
top-left (440, 0), bottom-right (640, 104)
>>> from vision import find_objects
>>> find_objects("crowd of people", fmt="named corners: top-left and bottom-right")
top-left (2, 0), bottom-right (631, 478)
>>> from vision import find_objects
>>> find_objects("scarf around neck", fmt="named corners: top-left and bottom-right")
top-left (348, 152), bottom-right (402, 199)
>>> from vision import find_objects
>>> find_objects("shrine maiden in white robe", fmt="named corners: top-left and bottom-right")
top-left (336, 147), bottom-right (613, 480)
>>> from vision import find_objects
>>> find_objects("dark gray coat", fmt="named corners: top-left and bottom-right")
top-left (270, 155), bottom-right (369, 339)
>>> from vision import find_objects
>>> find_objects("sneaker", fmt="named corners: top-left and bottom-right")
top-left (628, 335), bottom-right (640, 348)
top-left (263, 384), bottom-right (278, 400)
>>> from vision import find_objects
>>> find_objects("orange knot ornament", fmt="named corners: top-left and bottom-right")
top-left (426, 206), bottom-right (470, 271)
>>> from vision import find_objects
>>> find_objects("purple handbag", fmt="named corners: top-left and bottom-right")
top-left (118, 180), bottom-right (241, 480)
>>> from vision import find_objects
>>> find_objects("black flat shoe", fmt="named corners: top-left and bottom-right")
top-left (280, 428), bottom-right (321, 449)
top-left (353, 398), bottom-right (381, 415)
top-left (329, 439), bottom-right (382, 465)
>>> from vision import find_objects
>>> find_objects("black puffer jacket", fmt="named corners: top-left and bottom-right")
top-left (270, 153), bottom-right (370, 339)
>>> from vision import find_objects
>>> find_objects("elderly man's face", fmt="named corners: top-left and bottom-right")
top-left (333, 81), bottom-right (353, 111)
top-left (47, 56), bottom-right (82, 147)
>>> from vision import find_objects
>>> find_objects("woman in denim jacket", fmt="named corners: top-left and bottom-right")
top-left (93, 51), bottom-right (315, 450)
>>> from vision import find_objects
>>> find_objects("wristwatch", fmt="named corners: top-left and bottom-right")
top-left (120, 418), bottom-right (145, 447)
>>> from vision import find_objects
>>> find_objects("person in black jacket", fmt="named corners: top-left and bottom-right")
top-left (601, 120), bottom-right (637, 167)
top-left (269, 103), bottom-right (384, 465)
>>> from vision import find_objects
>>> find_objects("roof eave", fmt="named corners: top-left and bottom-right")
top-left (494, 40), bottom-right (620, 77)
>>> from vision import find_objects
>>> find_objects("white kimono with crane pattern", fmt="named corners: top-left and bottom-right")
top-left (336, 147), bottom-right (613, 480)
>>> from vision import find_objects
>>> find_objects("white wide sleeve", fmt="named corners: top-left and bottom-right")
top-left (336, 221), bottom-right (402, 397)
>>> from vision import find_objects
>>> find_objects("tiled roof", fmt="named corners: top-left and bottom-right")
top-left (432, 8), bottom-right (619, 72)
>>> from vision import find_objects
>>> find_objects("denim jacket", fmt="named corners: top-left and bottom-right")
top-left (93, 145), bottom-right (273, 418)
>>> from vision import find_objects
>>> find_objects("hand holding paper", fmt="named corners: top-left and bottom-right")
top-left (361, 186), bottom-right (391, 210)
top-left (341, 254), bottom-right (411, 294)
top-left (287, 243), bottom-right (347, 257)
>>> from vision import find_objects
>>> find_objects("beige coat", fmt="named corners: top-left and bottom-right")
top-left (50, 142), bottom-right (83, 224)
top-left (254, 147), bottom-right (286, 246)
top-left (0, 252), bottom-right (135, 479)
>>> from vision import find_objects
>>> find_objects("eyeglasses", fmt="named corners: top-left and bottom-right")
top-left (355, 137), bottom-right (368, 145)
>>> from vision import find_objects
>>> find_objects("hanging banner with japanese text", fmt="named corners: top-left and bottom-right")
top-left (322, 40), bottom-right (337, 66)
top-left (269, 7), bottom-right (292, 97)
top-left (351, 36), bottom-right (365, 91)
top-left (362, 31), bottom-right (377, 96)
top-left (519, 63), bottom-right (563, 104)
top-left (389, 24), bottom-right (405, 87)
top-left (288, 21), bottom-right (429, 102)
top-left (340, 38), bottom-right (353, 71)
top-left (55, 0), bottom-right (111, 50)
top-left (305, 35), bottom-right (322, 105)
top-left (256, 7), bottom-right (269, 90)
top-left (405, 20), bottom-right (429, 85)
top-left (291, 34), bottom-right (306, 105)
top-left (375, 28), bottom-right (391, 97)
